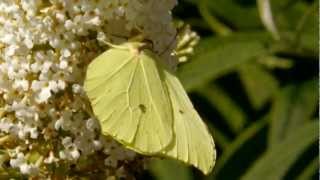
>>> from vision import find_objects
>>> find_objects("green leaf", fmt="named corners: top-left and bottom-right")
top-left (208, 117), bottom-right (268, 179)
top-left (238, 63), bottom-right (279, 110)
top-left (274, 1), bottom-right (314, 31)
top-left (188, 0), bottom-right (262, 28)
top-left (193, 32), bottom-right (271, 56)
top-left (198, 0), bottom-right (232, 35)
top-left (197, 84), bottom-right (247, 133)
top-left (257, 55), bottom-right (294, 69)
top-left (298, 31), bottom-right (319, 56)
top-left (241, 121), bottom-right (318, 180)
top-left (272, 2), bottom-right (318, 58)
top-left (294, 2), bottom-right (318, 47)
top-left (297, 157), bottom-right (319, 180)
top-left (178, 40), bottom-right (267, 91)
top-left (268, 79), bottom-right (317, 146)
top-left (271, 34), bottom-right (318, 60)
top-left (149, 159), bottom-right (193, 180)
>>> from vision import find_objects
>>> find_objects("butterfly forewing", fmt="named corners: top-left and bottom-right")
top-left (84, 46), bottom-right (173, 154)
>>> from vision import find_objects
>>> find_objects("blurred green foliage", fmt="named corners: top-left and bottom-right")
top-left (146, 0), bottom-right (319, 179)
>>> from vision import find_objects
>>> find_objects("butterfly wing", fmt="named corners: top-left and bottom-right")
top-left (161, 70), bottom-right (216, 174)
top-left (84, 47), bottom-right (173, 154)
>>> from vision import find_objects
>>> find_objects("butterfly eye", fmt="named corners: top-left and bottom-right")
top-left (179, 109), bottom-right (184, 114)
top-left (139, 104), bottom-right (147, 113)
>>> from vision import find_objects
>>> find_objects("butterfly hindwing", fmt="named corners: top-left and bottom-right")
top-left (161, 70), bottom-right (216, 174)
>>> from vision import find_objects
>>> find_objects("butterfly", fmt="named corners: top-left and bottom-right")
top-left (84, 41), bottom-right (216, 174)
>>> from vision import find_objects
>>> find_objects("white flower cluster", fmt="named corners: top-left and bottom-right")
top-left (0, 0), bottom-right (177, 178)
top-left (174, 23), bottom-right (200, 63)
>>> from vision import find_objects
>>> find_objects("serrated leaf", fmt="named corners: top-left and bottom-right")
top-left (238, 63), bottom-right (279, 110)
top-left (178, 41), bottom-right (267, 91)
top-left (242, 121), bottom-right (318, 180)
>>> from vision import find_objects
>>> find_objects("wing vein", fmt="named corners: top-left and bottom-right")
top-left (140, 59), bottom-right (165, 147)
top-left (126, 56), bottom-right (140, 139)
top-left (87, 55), bottom-right (135, 91)
top-left (88, 55), bottom-right (135, 105)
top-left (126, 56), bottom-right (140, 107)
